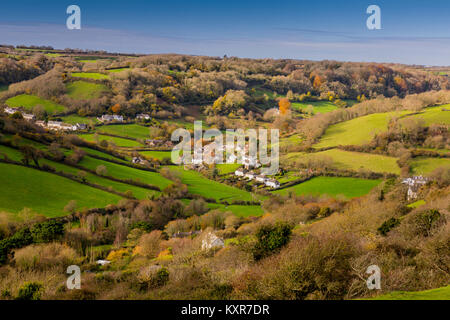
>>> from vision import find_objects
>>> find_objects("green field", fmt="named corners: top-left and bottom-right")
top-left (96, 124), bottom-right (150, 140)
top-left (61, 114), bottom-right (98, 125)
top-left (0, 163), bottom-right (121, 217)
top-left (410, 157), bottom-right (450, 174)
top-left (140, 150), bottom-right (173, 160)
top-left (292, 101), bottom-right (339, 114)
top-left (6, 94), bottom-right (66, 113)
top-left (216, 163), bottom-right (242, 175)
top-left (400, 105), bottom-right (450, 126)
top-left (208, 203), bottom-right (264, 217)
top-left (78, 156), bottom-right (172, 190)
top-left (370, 286), bottom-right (450, 300)
top-left (0, 144), bottom-right (157, 199)
top-left (315, 111), bottom-right (410, 149)
top-left (71, 72), bottom-right (110, 80)
top-left (107, 68), bottom-right (130, 73)
top-left (283, 149), bottom-right (400, 174)
top-left (78, 134), bottom-right (143, 147)
top-left (167, 167), bottom-right (255, 202)
top-left (274, 176), bottom-right (381, 199)
top-left (66, 81), bottom-right (110, 100)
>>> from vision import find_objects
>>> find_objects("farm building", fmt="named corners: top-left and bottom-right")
top-left (136, 113), bottom-right (151, 120)
top-left (402, 176), bottom-right (429, 200)
top-left (97, 114), bottom-right (124, 123)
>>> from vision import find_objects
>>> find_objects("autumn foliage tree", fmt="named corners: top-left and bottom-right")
top-left (111, 104), bottom-right (121, 114)
top-left (278, 98), bottom-right (291, 115)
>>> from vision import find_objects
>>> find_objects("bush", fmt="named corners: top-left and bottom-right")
top-left (14, 243), bottom-right (78, 270)
top-left (31, 220), bottom-right (65, 243)
top-left (377, 217), bottom-right (401, 236)
top-left (16, 282), bottom-right (43, 300)
top-left (252, 222), bottom-right (293, 260)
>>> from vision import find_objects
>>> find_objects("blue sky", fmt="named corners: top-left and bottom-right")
top-left (1, 0), bottom-right (450, 65)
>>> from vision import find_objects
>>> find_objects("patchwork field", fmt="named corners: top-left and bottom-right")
top-left (400, 105), bottom-right (450, 126)
top-left (61, 114), bottom-right (99, 125)
top-left (314, 111), bottom-right (410, 149)
top-left (78, 156), bottom-right (173, 190)
top-left (6, 94), bottom-right (66, 113)
top-left (71, 72), bottom-right (110, 80)
top-left (292, 101), bottom-right (338, 114)
top-left (0, 144), bottom-right (158, 199)
top-left (208, 203), bottom-right (264, 217)
top-left (410, 157), bottom-right (450, 174)
top-left (96, 124), bottom-right (150, 140)
top-left (0, 162), bottom-right (121, 217)
top-left (283, 149), bottom-right (400, 174)
top-left (78, 134), bottom-right (143, 147)
top-left (140, 150), bottom-right (173, 160)
top-left (66, 81), bottom-right (110, 100)
top-left (274, 176), bottom-right (381, 199)
top-left (369, 286), bottom-right (450, 300)
top-left (167, 166), bottom-right (256, 202)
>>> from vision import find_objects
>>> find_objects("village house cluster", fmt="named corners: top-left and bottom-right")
top-left (3, 107), bottom-right (87, 131)
top-left (97, 113), bottom-right (151, 123)
top-left (235, 168), bottom-right (280, 189)
top-left (402, 175), bottom-right (429, 200)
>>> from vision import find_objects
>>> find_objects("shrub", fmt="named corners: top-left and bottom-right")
top-left (31, 220), bottom-right (65, 243)
top-left (14, 243), bottom-right (78, 270)
top-left (377, 217), bottom-right (401, 236)
top-left (252, 222), bottom-right (293, 260)
top-left (16, 282), bottom-right (43, 300)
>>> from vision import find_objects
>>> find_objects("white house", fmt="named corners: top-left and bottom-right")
top-left (201, 233), bottom-right (225, 250)
top-left (76, 123), bottom-right (87, 130)
top-left (243, 155), bottom-right (261, 170)
top-left (402, 176), bottom-right (428, 200)
top-left (132, 157), bottom-right (146, 165)
top-left (255, 174), bottom-right (267, 183)
top-left (265, 179), bottom-right (280, 189)
top-left (136, 113), bottom-right (151, 120)
top-left (22, 113), bottom-right (36, 121)
top-left (244, 171), bottom-right (255, 180)
top-left (97, 114), bottom-right (124, 123)
top-left (235, 169), bottom-right (245, 177)
top-left (4, 107), bottom-right (17, 115)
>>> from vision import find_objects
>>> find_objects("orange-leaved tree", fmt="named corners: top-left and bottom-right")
top-left (278, 98), bottom-right (291, 115)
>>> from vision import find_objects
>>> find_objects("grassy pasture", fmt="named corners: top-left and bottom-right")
top-left (66, 81), bottom-right (110, 100)
top-left (61, 114), bottom-right (98, 125)
top-left (71, 72), bottom-right (110, 80)
top-left (96, 124), bottom-right (150, 140)
top-left (207, 203), bottom-right (264, 217)
top-left (216, 163), bottom-right (242, 175)
top-left (314, 111), bottom-right (410, 149)
top-left (0, 162), bottom-right (121, 217)
top-left (78, 134), bottom-right (143, 147)
top-left (140, 150), bottom-right (173, 161)
top-left (400, 105), bottom-right (450, 126)
top-left (274, 176), bottom-right (381, 199)
top-left (283, 149), bottom-right (400, 174)
top-left (167, 166), bottom-right (255, 202)
top-left (292, 101), bottom-right (339, 114)
top-left (6, 94), bottom-right (66, 113)
top-left (107, 68), bottom-right (130, 73)
top-left (78, 156), bottom-right (172, 190)
top-left (0, 144), bottom-right (157, 199)
top-left (369, 286), bottom-right (450, 300)
top-left (410, 157), bottom-right (450, 175)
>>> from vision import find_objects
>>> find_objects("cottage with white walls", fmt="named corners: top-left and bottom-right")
top-left (402, 175), bottom-right (429, 200)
